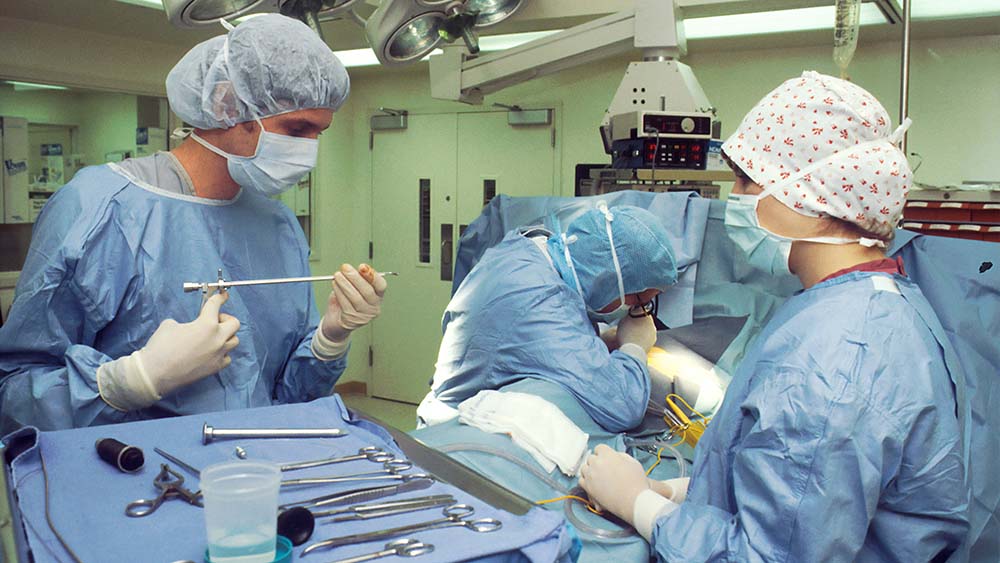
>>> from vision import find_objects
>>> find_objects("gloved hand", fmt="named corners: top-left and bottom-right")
top-left (141, 292), bottom-right (241, 394)
top-left (578, 444), bottom-right (651, 523)
top-left (320, 264), bottom-right (388, 343)
top-left (616, 313), bottom-right (657, 353)
top-left (599, 326), bottom-right (620, 352)
top-left (98, 292), bottom-right (240, 411)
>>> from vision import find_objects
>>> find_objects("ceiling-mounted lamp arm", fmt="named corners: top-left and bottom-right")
top-left (280, 0), bottom-right (328, 39)
top-left (429, 0), bottom-right (681, 105)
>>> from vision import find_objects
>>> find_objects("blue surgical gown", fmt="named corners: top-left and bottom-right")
top-left (651, 271), bottom-right (970, 562)
top-left (0, 164), bottom-right (346, 432)
top-left (423, 230), bottom-right (650, 432)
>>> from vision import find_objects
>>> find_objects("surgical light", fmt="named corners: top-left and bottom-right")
top-left (387, 13), bottom-right (446, 62)
top-left (465, 0), bottom-right (524, 27)
top-left (163, 0), bottom-right (263, 26)
top-left (163, 0), bottom-right (362, 30)
top-left (366, 0), bottom-right (530, 66)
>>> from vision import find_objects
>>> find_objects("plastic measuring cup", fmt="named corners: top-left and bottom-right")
top-left (202, 460), bottom-right (281, 563)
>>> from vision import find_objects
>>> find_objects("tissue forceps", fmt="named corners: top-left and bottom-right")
top-left (302, 504), bottom-right (501, 555)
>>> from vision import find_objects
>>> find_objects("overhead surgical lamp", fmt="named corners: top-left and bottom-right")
top-left (163, 0), bottom-right (364, 36)
top-left (163, 0), bottom-right (265, 25)
top-left (365, 0), bottom-right (528, 66)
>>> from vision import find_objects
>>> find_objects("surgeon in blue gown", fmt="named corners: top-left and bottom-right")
top-left (417, 202), bottom-right (678, 433)
top-left (0, 15), bottom-right (387, 432)
top-left (580, 72), bottom-right (971, 561)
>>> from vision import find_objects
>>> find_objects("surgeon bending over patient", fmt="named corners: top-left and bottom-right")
top-left (581, 71), bottom-right (969, 562)
top-left (0, 15), bottom-right (385, 432)
top-left (418, 203), bottom-right (678, 432)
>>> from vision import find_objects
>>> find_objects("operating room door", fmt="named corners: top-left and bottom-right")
top-left (370, 110), bottom-right (557, 404)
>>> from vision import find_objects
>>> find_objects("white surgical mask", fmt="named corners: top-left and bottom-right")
top-left (724, 188), bottom-right (884, 277)
top-left (562, 202), bottom-right (630, 323)
top-left (191, 116), bottom-right (318, 197)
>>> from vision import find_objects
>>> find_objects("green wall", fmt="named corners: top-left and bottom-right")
top-left (0, 85), bottom-right (139, 167)
top-left (311, 33), bottom-right (1000, 385)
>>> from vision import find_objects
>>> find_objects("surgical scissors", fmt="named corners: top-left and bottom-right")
top-left (126, 464), bottom-right (203, 517)
top-left (281, 446), bottom-right (396, 472)
top-left (279, 478), bottom-right (436, 511)
top-left (303, 504), bottom-right (502, 555)
top-left (312, 495), bottom-right (456, 521)
top-left (283, 471), bottom-right (431, 489)
top-left (326, 539), bottom-right (434, 563)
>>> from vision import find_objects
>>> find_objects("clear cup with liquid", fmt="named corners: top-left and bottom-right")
top-left (202, 460), bottom-right (281, 563)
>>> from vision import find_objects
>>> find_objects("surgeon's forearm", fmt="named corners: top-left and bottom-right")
top-left (619, 343), bottom-right (647, 362)
top-left (633, 489), bottom-right (679, 541)
top-left (0, 358), bottom-right (131, 432)
top-left (96, 352), bottom-right (162, 411)
top-left (311, 319), bottom-right (350, 361)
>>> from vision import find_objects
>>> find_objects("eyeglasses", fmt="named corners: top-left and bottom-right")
top-left (629, 295), bottom-right (658, 318)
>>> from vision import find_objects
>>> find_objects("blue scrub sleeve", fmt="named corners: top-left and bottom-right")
top-left (653, 362), bottom-right (893, 563)
top-left (651, 359), bottom-right (966, 563)
top-left (274, 312), bottom-right (348, 403)
top-left (0, 192), bottom-right (132, 431)
top-left (495, 285), bottom-right (651, 433)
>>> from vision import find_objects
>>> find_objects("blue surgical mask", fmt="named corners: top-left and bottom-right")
top-left (560, 203), bottom-right (631, 323)
top-left (191, 117), bottom-right (318, 197)
top-left (725, 190), bottom-right (882, 277)
top-left (724, 193), bottom-right (794, 277)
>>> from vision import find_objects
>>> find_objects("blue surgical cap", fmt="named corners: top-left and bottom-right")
top-left (548, 204), bottom-right (678, 312)
top-left (166, 14), bottom-right (350, 130)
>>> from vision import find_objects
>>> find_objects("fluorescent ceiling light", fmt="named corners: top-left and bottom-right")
top-left (5, 80), bottom-right (69, 91)
top-left (479, 30), bottom-right (562, 50)
top-left (334, 30), bottom-right (561, 68)
top-left (684, 4), bottom-right (886, 39)
top-left (116, 0), bottom-right (164, 9)
top-left (334, 47), bottom-right (381, 67)
top-left (912, 0), bottom-right (1000, 19)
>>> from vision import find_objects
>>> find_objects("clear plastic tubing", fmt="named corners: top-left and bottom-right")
top-left (834, 0), bottom-right (862, 79)
top-left (436, 442), bottom-right (683, 540)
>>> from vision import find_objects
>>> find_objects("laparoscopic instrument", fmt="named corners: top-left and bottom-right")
top-left (183, 269), bottom-right (398, 295)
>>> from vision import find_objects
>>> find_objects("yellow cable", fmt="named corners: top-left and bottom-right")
top-left (645, 447), bottom-right (664, 476)
top-left (536, 495), bottom-right (604, 515)
top-left (663, 393), bottom-right (713, 448)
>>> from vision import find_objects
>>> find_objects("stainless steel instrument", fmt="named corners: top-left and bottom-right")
top-left (313, 495), bottom-right (456, 521)
top-left (326, 539), bottom-right (434, 563)
top-left (183, 271), bottom-right (398, 294)
top-left (279, 478), bottom-right (436, 511)
top-left (202, 423), bottom-right (347, 444)
top-left (281, 447), bottom-right (396, 472)
top-left (303, 504), bottom-right (502, 555)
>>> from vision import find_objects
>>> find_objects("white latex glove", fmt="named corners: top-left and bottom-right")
top-left (599, 326), bottom-right (620, 352)
top-left (649, 476), bottom-right (690, 504)
top-left (616, 313), bottom-right (657, 353)
top-left (97, 292), bottom-right (240, 411)
top-left (321, 264), bottom-right (388, 343)
top-left (578, 444), bottom-right (651, 523)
